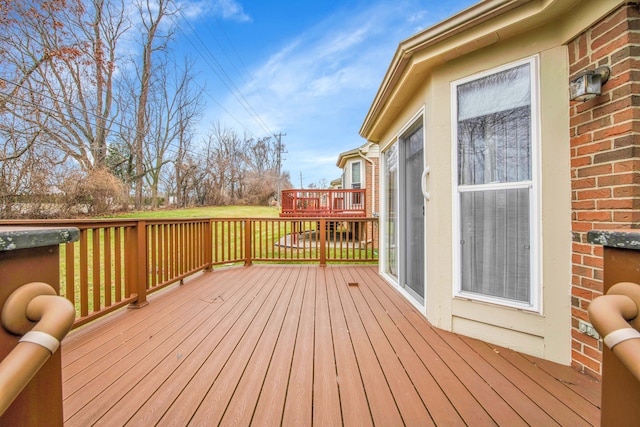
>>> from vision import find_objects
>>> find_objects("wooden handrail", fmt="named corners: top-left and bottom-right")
top-left (0, 217), bottom-right (378, 329)
top-left (589, 282), bottom-right (640, 382)
top-left (0, 282), bottom-right (76, 416)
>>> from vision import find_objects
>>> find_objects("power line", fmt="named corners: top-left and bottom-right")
top-left (171, 9), bottom-right (276, 138)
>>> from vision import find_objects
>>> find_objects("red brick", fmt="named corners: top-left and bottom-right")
top-left (576, 140), bottom-right (611, 156)
top-left (576, 211), bottom-right (611, 222)
top-left (572, 350), bottom-right (602, 373)
top-left (572, 222), bottom-right (594, 233)
top-left (594, 122), bottom-right (635, 139)
top-left (597, 198), bottom-right (636, 209)
top-left (584, 255), bottom-right (604, 268)
top-left (577, 116), bottom-right (611, 134)
top-left (572, 200), bottom-right (595, 210)
top-left (593, 97), bottom-right (633, 119)
top-left (572, 242), bottom-right (593, 254)
top-left (583, 345), bottom-right (603, 361)
top-left (598, 173), bottom-right (640, 186)
top-left (577, 163), bottom-right (612, 177)
top-left (573, 265), bottom-right (593, 278)
top-left (572, 328), bottom-right (600, 348)
top-left (592, 222), bottom-right (622, 230)
top-left (594, 269), bottom-right (604, 281)
top-left (614, 211), bottom-right (638, 222)
top-left (571, 156), bottom-right (592, 168)
top-left (581, 278), bottom-right (604, 292)
top-left (572, 339), bottom-right (582, 352)
top-left (570, 110), bottom-right (592, 127)
top-left (614, 160), bottom-right (640, 174)
top-left (614, 185), bottom-right (640, 197)
top-left (572, 177), bottom-right (596, 189)
top-left (572, 286), bottom-right (594, 300)
top-left (613, 108), bottom-right (637, 123)
top-left (592, 34), bottom-right (631, 62)
top-left (576, 93), bottom-right (610, 114)
top-left (576, 188), bottom-right (611, 200)
top-left (570, 133), bottom-right (594, 147)
top-left (592, 20), bottom-right (629, 50)
top-left (571, 306), bottom-right (590, 322)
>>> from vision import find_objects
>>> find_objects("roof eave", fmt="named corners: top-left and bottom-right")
top-left (359, 0), bottom-right (532, 140)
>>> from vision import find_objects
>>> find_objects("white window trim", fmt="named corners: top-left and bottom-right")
top-left (451, 56), bottom-right (541, 313)
top-left (379, 107), bottom-right (426, 309)
top-left (380, 140), bottom-right (398, 286)
top-left (350, 160), bottom-right (363, 188)
top-left (393, 109), bottom-right (427, 310)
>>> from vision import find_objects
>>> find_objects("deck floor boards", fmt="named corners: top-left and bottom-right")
top-left (62, 265), bottom-right (601, 426)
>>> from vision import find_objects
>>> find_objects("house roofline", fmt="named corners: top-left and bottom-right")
top-left (359, 0), bottom-right (623, 141)
top-left (360, 0), bottom-right (531, 139)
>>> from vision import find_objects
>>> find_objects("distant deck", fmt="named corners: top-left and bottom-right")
top-left (61, 265), bottom-right (600, 426)
top-left (280, 189), bottom-right (367, 217)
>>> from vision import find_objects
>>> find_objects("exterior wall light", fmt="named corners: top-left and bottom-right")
top-left (569, 65), bottom-right (611, 102)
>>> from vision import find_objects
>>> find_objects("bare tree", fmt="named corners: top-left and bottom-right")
top-left (0, 0), bottom-right (128, 170)
top-left (132, 0), bottom-right (175, 209)
top-left (144, 57), bottom-right (203, 208)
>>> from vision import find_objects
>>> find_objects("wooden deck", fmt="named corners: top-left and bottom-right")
top-left (61, 265), bottom-right (601, 426)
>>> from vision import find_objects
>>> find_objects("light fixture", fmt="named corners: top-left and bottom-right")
top-left (569, 65), bottom-right (611, 102)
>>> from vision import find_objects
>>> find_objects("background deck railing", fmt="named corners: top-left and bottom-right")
top-left (280, 189), bottom-right (367, 217)
top-left (0, 217), bottom-right (378, 328)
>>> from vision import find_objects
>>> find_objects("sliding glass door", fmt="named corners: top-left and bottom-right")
top-left (400, 124), bottom-right (425, 304)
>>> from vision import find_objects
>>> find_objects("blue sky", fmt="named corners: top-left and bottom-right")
top-left (173, 0), bottom-right (477, 187)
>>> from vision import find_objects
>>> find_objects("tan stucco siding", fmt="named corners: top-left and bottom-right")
top-left (377, 23), bottom-right (572, 363)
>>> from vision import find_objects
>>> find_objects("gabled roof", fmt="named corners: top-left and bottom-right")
top-left (359, 0), bottom-right (621, 142)
top-left (336, 141), bottom-right (378, 168)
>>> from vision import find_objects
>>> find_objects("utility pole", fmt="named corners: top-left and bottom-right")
top-left (274, 133), bottom-right (287, 206)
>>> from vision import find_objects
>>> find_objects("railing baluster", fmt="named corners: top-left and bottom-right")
top-left (79, 230), bottom-right (88, 317)
top-left (115, 227), bottom-right (122, 303)
top-left (104, 227), bottom-right (112, 308)
top-left (150, 224), bottom-right (157, 288)
top-left (64, 241), bottom-right (75, 308)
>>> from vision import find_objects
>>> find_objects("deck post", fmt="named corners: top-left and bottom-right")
top-left (588, 230), bottom-right (640, 426)
top-left (244, 219), bottom-right (252, 266)
top-left (0, 226), bottom-right (78, 425)
top-left (129, 220), bottom-right (149, 308)
top-left (204, 220), bottom-right (213, 272)
top-left (319, 218), bottom-right (327, 267)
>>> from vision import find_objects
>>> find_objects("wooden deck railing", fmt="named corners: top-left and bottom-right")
top-left (0, 217), bottom-right (378, 329)
top-left (280, 189), bottom-right (367, 217)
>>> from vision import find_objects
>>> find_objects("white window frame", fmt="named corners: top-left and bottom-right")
top-left (451, 56), bottom-right (541, 312)
top-left (380, 139), bottom-right (399, 285)
top-left (379, 107), bottom-right (426, 311)
top-left (350, 160), bottom-right (363, 188)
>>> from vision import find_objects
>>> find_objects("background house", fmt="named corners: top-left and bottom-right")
top-left (336, 141), bottom-right (380, 218)
top-left (360, 0), bottom-right (639, 379)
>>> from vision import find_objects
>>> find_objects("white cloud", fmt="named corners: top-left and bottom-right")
top-left (176, 0), bottom-right (251, 22)
top-left (214, 0), bottom-right (251, 22)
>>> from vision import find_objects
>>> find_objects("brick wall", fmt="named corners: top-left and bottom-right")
top-left (364, 157), bottom-right (380, 217)
top-left (568, 3), bottom-right (640, 379)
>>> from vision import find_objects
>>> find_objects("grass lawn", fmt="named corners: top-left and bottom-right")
top-left (106, 205), bottom-right (281, 219)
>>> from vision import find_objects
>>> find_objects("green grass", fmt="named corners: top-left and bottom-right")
top-left (106, 205), bottom-right (280, 219)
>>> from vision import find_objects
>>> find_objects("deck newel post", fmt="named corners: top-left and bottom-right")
top-left (319, 218), bottom-right (327, 267)
top-left (244, 218), bottom-right (253, 266)
top-left (129, 220), bottom-right (149, 308)
top-left (204, 219), bottom-right (213, 272)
